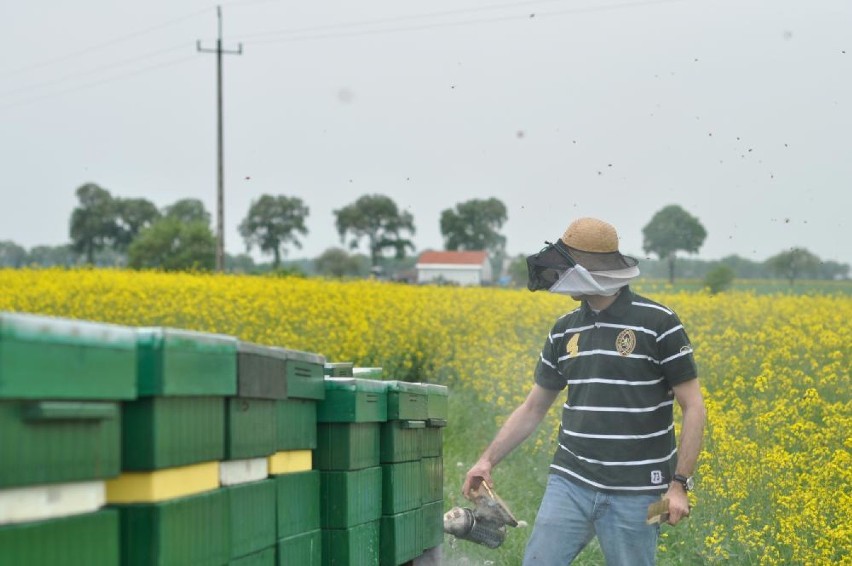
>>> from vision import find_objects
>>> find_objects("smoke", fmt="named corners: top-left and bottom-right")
top-left (440, 538), bottom-right (497, 566)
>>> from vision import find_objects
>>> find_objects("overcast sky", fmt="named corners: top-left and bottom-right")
top-left (2, 0), bottom-right (850, 266)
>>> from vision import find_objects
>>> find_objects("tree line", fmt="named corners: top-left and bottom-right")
top-left (0, 186), bottom-right (847, 286)
top-left (0, 183), bottom-right (509, 276)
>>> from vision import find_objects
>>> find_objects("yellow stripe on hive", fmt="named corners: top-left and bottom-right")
top-left (268, 450), bottom-right (312, 475)
top-left (105, 461), bottom-right (219, 503)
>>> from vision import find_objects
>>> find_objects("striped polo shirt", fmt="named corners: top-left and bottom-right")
top-left (535, 286), bottom-right (698, 493)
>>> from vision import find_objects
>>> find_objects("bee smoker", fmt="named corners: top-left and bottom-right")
top-left (443, 483), bottom-right (519, 549)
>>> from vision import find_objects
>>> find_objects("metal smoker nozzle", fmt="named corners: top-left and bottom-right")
top-left (443, 483), bottom-right (519, 549)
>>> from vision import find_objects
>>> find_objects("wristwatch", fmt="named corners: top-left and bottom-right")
top-left (672, 474), bottom-right (694, 492)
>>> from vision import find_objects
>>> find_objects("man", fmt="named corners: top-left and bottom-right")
top-left (463, 217), bottom-right (706, 565)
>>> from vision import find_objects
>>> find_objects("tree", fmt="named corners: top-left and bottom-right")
top-left (817, 260), bottom-right (850, 280)
top-left (440, 198), bottom-right (508, 253)
top-left (719, 254), bottom-right (765, 279)
top-left (704, 265), bottom-right (735, 294)
top-left (314, 247), bottom-right (368, 278)
top-left (441, 197), bottom-right (508, 276)
top-left (225, 253), bottom-right (257, 273)
top-left (27, 245), bottom-right (76, 267)
top-left (69, 183), bottom-right (117, 264)
top-left (765, 247), bottom-right (821, 285)
top-left (114, 197), bottom-right (160, 251)
top-left (239, 195), bottom-right (309, 268)
top-left (163, 198), bottom-right (211, 225)
top-left (506, 254), bottom-right (530, 288)
top-left (334, 194), bottom-right (416, 267)
top-left (128, 218), bottom-right (215, 271)
top-left (0, 241), bottom-right (27, 267)
top-left (642, 205), bottom-right (707, 283)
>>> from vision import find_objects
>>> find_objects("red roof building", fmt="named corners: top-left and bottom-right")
top-left (415, 250), bottom-right (493, 286)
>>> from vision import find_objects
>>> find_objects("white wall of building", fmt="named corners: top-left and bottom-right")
top-left (415, 260), bottom-right (492, 286)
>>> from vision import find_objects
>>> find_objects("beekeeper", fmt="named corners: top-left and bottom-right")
top-left (463, 217), bottom-right (706, 565)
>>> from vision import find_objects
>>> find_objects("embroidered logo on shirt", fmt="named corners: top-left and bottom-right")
top-left (615, 329), bottom-right (636, 355)
top-left (565, 333), bottom-right (580, 357)
top-left (651, 470), bottom-right (664, 484)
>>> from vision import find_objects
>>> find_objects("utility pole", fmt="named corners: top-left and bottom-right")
top-left (197, 5), bottom-right (242, 272)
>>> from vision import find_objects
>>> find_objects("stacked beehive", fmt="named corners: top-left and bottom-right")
top-left (420, 383), bottom-right (447, 557)
top-left (266, 346), bottom-right (325, 565)
top-left (381, 381), bottom-right (447, 565)
top-left (314, 371), bottom-right (448, 566)
top-left (381, 381), bottom-right (428, 565)
top-left (0, 312), bottom-right (136, 565)
top-left (315, 375), bottom-right (387, 565)
top-left (223, 342), bottom-right (303, 565)
top-left (0, 311), bottom-right (447, 566)
top-left (108, 327), bottom-right (237, 565)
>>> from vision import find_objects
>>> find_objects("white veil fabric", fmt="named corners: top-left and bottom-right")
top-left (549, 264), bottom-right (640, 297)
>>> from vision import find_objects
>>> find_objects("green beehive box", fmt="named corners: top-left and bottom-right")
top-left (226, 397), bottom-right (277, 460)
top-left (379, 509), bottom-right (423, 566)
top-left (136, 327), bottom-right (237, 397)
top-left (320, 467), bottom-right (382, 529)
top-left (385, 381), bottom-right (428, 421)
top-left (322, 520), bottom-right (379, 566)
top-left (116, 489), bottom-right (230, 566)
top-left (420, 501), bottom-right (444, 551)
top-left (275, 399), bottom-right (317, 451)
top-left (277, 529), bottom-right (321, 566)
top-left (424, 383), bottom-right (449, 421)
top-left (381, 461), bottom-right (422, 515)
top-left (237, 342), bottom-right (288, 400)
top-left (281, 348), bottom-right (326, 400)
top-left (276, 471), bottom-right (321, 539)
top-left (231, 546), bottom-right (275, 566)
top-left (227, 480), bottom-right (276, 560)
top-left (379, 419), bottom-right (424, 464)
top-left (421, 457), bottom-right (443, 504)
top-left (316, 422), bottom-right (380, 471)
top-left (421, 426), bottom-right (443, 458)
top-left (323, 362), bottom-right (353, 377)
top-left (0, 312), bottom-right (136, 400)
top-left (0, 400), bottom-right (120, 488)
top-left (122, 396), bottom-right (224, 470)
top-left (0, 508), bottom-right (119, 566)
top-left (276, 398), bottom-right (317, 450)
top-left (316, 378), bottom-right (387, 423)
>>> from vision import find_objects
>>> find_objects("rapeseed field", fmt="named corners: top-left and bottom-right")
top-left (1, 268), bottom-right (849, 565)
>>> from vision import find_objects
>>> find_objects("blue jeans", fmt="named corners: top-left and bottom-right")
top-left (523, 474), bottom-right (660, 565)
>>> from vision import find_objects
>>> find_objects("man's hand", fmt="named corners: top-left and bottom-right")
top-left (664, 484), bottom-right (691, 525)
top-left (462, 458), bottom-right (493, 500)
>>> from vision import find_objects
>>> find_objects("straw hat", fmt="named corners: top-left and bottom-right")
top-left (560, 218), bottom-right (638, 271)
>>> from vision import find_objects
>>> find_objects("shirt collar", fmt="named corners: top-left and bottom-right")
top-left (581, 286), bottom-right (633, 319)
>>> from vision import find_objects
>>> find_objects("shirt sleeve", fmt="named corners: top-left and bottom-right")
top-left (657, 312), bottom-right (698, 386)
top-left (534, 329), bottom-right (566, 391)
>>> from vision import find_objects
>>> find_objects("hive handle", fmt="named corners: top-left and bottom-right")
top-left (23, 401), bottom-right (118, 421)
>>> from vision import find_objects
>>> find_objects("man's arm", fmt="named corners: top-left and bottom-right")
top-left (665, 377), bottom-right (706, 525)
top-left (462, 384), bottom-right (560, 499)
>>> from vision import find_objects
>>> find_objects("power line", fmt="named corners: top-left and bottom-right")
top-left (0, 54), bottom-right (197, 113)
top-left (546, 0), bottom-right (688, 19)
top-left (2, 7), bottom-right (209, 77)
top-left (0, 43), bottom-right (190, 101)
top-left (231, 0), bottom-right (586, 40)
top-left (0, 0), bottom-right (687, 111)
top-left (236, 0), bottom-right (686, 44)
